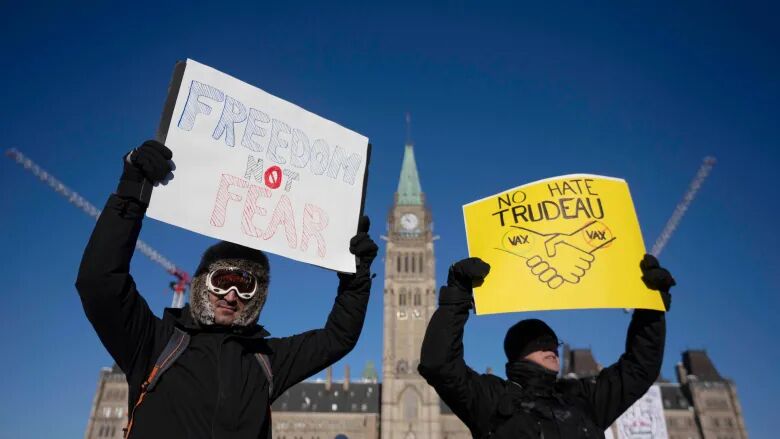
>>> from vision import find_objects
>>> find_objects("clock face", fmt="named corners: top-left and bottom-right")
top-left (400, 213), bottom-right (419, 231)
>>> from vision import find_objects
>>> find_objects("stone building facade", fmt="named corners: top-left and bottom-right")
top-left (676, 351), bottom-right (748, 439)
top-left (270, 370), bottom-right (381, 439)
top-left (85, 142), bottom-right (748, 439)
top-left (84, 365), bottom-right (128, 439)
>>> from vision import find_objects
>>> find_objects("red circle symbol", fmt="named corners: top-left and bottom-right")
top-left (264, 166), bottom-right (283, 189)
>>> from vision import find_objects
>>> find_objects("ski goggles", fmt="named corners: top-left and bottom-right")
top-left (206, 267), bottom-right (259, 300)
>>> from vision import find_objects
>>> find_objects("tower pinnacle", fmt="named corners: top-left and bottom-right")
top-left (396, 114), bottom-right (423, 205)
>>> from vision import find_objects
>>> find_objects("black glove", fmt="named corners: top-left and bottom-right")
top-left (447, 257), bottom-right (491, 293)
top-left (117, 140), bottom-right (173, 204)
top-left (350, 215), bottom-right (378, 271)
top-left (640, 254), bottom-right (675, 311)
top-left (341, 215), bottom-right (378, 280)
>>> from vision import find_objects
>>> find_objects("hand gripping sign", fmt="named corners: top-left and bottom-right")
top-left (148, 59), bottom-right (370, 273)
top-left (463, 175), bottom-right (666, 315)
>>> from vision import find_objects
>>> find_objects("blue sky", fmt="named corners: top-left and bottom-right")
top-left (1, 1), bottom-right (778, 438)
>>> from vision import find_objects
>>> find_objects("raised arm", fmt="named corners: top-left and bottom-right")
top-left (418, 258), bottom-right (500, 433)
top-left (581, 254), bottom-right (675, 428)
top-left (267, 216), bottom-right (377, 398)
top-left (75, 141), bottom-right (173, 375)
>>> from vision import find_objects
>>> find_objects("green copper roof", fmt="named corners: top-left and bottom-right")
top-left (396, 143), bottom-right (423, 205)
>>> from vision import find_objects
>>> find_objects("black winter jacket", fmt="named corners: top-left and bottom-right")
top-left (76, 195), bottom-right (371, 439)
top-left (418, 285), bottom-right (665, 439)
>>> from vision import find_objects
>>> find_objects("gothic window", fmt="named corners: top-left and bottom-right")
top-left (397, 254), bottom-right (401, 272)
top-left (410, 253), bottom-right (415, 273)
top-left (413, 289), bottom-right (421, 306)
top-left (404, 254), bottom-right (409, 272)
top-left (418, 253), bottom-right (423, 272)
top-left (705, 398), bottom-right (728, 409)
top-left (402, 389), bottom-right (419, 421)
top-left (399, 288), bottom-right (407, 306)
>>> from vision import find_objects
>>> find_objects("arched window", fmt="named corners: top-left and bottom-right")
top-left (410, 254), bottom-right (415, 273)
top-left (397, 254), bottom-right (401, 273)
top-left (418, 253), bottom-right (423, 272)
top-left (404, 254), bottom-right (409, 272)
top-left (402, 390), bottom-right (419, 421)
top-left (399, 288), bottom-right (407, 306)
top-left (413, 289), bottom-right (421, 306)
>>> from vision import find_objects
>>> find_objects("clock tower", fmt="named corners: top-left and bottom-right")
top-left (381, 142), bottom-right (441, 439)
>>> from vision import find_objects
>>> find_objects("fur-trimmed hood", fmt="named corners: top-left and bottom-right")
top-left (189, 242), bottom-right (270, 327)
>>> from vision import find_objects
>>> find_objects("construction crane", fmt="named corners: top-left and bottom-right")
top-left (651, 156), bottom-right (717, 257)
top-left (619, 156), bottom-right (717, 314)
top-left (5, 148), bottom-right (190, 308)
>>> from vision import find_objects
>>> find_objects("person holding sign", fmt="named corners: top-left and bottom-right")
top-left (76, 141), bottom-right (378, 439)
top-left (418, 255), bottom-right (675, 439)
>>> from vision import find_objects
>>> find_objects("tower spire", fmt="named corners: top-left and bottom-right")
top-left (397, 114), bottom-right (423, 205)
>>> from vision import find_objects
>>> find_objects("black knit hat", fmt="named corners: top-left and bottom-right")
top-left (194, 241), bottom-right (270, 279)
top-left (503, 319), bottom-right (559, 362)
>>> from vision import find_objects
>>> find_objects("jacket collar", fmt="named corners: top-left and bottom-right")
top-left (163, 304), bottom-right (271, 339)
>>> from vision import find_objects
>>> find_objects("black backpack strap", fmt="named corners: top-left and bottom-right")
top-left (124, 328), bottom-right (190, 438)
top-left (254, 353), bottom-right (274, 399)
top-left (147, 327), bottom-right (191, 391)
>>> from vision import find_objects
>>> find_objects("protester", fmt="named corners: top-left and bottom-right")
top-left (418, 255), bottom-right (674, 439)
top-left (76, 140), bottom-right (377, 439)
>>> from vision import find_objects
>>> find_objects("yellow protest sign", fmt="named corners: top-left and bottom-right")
top-left (463, 174), bottom-right (665, 315)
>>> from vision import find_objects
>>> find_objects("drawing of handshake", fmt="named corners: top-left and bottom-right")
top-left (499, 221), bottom-right (615, 290)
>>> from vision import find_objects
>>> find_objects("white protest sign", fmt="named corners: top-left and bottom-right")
top-left (615, 385), bottom-right (669, 439)
top-left (148, 59), bottom-right (370, 272)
